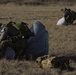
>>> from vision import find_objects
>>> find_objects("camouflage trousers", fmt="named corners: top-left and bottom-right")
top-left (0, 38), bottom-right (27, 59)
top-left (0, 40), bottom-right (11, 58)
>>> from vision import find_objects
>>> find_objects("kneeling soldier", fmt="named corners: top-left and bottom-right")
top-left (0, 21), bottom-right (34, 59)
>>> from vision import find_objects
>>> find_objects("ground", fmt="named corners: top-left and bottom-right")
top-left (0, 4), bottom-right (76, 75)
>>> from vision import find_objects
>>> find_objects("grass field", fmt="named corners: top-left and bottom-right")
top-left (0, 4), bottom-right (76, 75)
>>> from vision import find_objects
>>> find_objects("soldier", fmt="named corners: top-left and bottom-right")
top-left (36, 55), bottom-right (72, 71)
top-left (61, 8), bottom-right (76, 24)
top-left (0, 21), bottom-right (34, 59)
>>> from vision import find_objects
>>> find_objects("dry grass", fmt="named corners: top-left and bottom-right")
top-left (0, 0), bottom-right (76, 5)
top-left (0, 4), bottom-right (76, 75)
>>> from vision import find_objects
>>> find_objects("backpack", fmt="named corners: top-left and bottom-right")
top-left (6, 21), bottom-right (34, 41)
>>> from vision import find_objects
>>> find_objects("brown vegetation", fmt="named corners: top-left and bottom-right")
top-left (0, 3), bottom-right (76, 75)
top-left (0, 0), bottom-right (76, 5)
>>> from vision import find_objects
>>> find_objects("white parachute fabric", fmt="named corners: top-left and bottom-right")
top-left (26, 21), bottom-right (48, 58)
top-left (56, 17), bottom-right (68, 25)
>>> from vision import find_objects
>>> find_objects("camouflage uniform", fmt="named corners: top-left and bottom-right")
top-left (62, 8), bottom-right (76, 24)
top-left (0, 21), bottom-right (34, 59)
top-left (63, 9), bottom-right (73, 24)
top-left (36, 55), bottom-right (71, 70)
